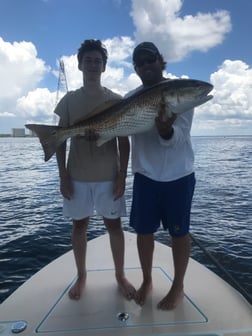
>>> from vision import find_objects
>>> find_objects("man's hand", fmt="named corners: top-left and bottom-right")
top-left (76, 129), bottom-right (99, 141)
top-left (84, 129), bottom-right (99, 141)
top-left (113, 171), bottom-right (126, 201)
top-left (60, 174), bottom-right (73, 200)
top-left (155, 100), bottom-right (176, 140)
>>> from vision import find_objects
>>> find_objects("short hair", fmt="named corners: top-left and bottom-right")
top-left (77, 39), bottom-right (108, 66)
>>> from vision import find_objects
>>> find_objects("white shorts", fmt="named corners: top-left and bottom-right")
top-left (63, 180), bottom-right (127, 220)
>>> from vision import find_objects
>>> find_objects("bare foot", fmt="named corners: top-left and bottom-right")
top-left (134, 280), bottom-right (152, 306)
top-left (157, 286), bottom-right (184, 310)
top-left (117, 275), bottom-right (136, 300)
top-left (68, 275), bottom-right (86, 300)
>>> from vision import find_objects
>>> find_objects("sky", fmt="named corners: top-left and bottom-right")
top-left (0, 0), bottom-right (252, 136)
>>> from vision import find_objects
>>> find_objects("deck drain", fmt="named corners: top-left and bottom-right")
top-left (117, 312), bottom-right (129, 321)
top-left (11, 320), bottom-right (27, 333)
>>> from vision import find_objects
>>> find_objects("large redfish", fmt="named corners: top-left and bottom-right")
top-left (25, 79), bottom-right (213, 161)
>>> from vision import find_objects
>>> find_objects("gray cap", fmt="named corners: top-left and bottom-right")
top-left (133, 42), bottom-right (160, 61)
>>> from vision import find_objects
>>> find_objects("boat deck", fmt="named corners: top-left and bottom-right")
top-left (0, 232), bottom-right (251, 335)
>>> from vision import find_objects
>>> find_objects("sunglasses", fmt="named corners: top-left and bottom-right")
top-left (134, 54), bottom-right (157, 67)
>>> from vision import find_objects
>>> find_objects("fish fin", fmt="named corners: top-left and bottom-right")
top-left (25, 124), bottom-right (64, 161)
top-left (74, 99), bottom-right (122, 124)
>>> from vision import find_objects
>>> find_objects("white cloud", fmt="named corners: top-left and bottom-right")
top-left (0, 37), bottom-right (49, 100)
top-left (0, 37), bottom-right (50, 130)
top-left (103, 36), bottom-right (134, 66)
top-left (0, 1), bottom-right (251, 136)
top-left (130, 0), bottom-right (231, 62)
top-left (193, 60), bottom-right (252, 135)
top-left (16, 88), bottom-right (56, 122)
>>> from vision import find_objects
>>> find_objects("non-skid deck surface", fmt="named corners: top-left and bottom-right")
top-left (36, 268), bottom-right (206, 333)
top-left (0, 232), bottom-right (251, 336)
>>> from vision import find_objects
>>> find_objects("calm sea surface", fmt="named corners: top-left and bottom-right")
top-left (0, 136), bottom-right (251, 304)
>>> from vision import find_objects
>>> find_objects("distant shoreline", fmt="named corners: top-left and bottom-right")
top-left (0, 134), bottom-right (34, 138)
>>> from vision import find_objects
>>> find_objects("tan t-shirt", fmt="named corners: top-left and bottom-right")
top-left (54, 87), bottom-right (122, 182)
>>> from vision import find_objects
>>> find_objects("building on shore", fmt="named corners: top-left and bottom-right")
top-left (12, 128), bottom-right (25, 137)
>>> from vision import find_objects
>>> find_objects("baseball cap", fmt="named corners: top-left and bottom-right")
top-left (133, 42), bottom-right (160, 61)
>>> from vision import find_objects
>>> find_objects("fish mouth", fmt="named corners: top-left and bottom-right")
top-left (193, 87), bottom-right (213, 106)
top-left (199, 93), bottom-right (213, 102)
top-left (203, 85), bottom-right (213, 95)
top-left (202, 81), bottom-right (213, 93)
top-left (200, 89), bottom-right (213, 101)
top-left (193, 83), bottom-right (213, 100)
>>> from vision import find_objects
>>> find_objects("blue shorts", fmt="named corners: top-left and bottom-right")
top-left (130, 173), bottom-right (195, 237)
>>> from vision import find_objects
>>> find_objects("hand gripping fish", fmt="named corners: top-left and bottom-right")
top-left (25, 79), bottom-right (213, 161)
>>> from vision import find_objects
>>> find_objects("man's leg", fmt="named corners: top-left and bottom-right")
top-left (157, 233), bottom-right (190, 310)
top-left (68, 218), bottom-right (89, 300)
top-left (134, 233), bottom-right (154, 305)
top-left (104, 217), bottom-right (136, 299)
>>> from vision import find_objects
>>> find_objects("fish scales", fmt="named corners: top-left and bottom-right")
top-left (60, 92), bottom-right (160, 139)
top-left (25, 79), bottom-right (213, 161)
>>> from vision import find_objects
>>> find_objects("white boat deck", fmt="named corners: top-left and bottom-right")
top-left (0, 232), bottom-right (251, 335)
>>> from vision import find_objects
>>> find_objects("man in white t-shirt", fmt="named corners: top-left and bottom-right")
top-left (128, 42), bottom-right (196, 310)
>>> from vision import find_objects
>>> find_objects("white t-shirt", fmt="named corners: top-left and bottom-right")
top-left (126, 85), bottom-right (195, 182)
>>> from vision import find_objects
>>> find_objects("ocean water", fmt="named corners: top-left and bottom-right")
top-left (0, 136), bottom-right (251, 304)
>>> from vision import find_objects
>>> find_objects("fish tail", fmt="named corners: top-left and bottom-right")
top-left (25, 124), bottom-right (65, 161)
